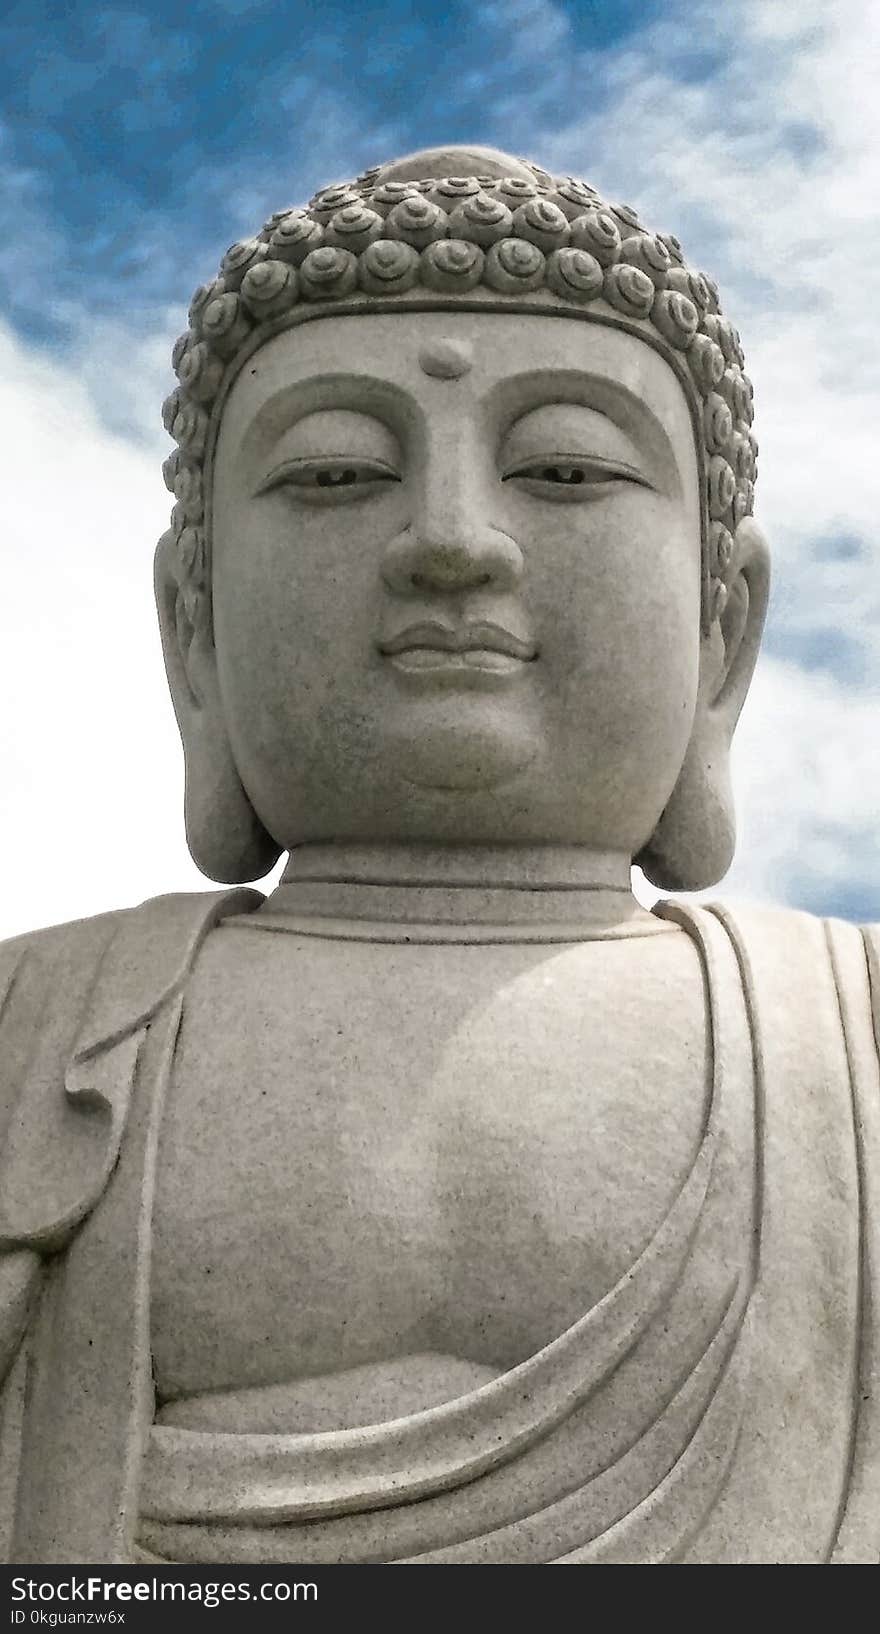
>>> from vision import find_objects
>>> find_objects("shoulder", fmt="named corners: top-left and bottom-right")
top-left (700, 895), bottom-right (880, 960)
top-left (0, 906), bottom-right (128, 1043)
top-left (858, 922), bottom-right (880, 1023)
top-left (0, 906), bottom-right (129, 1151)
top-left (705, 897), bottom-right (880, 961)
top-left (698, 896), bottom-right (877, 950)
top-left (0, 890), bottom-right (262, 1139)
top-left (699, 897), bottom-right (825, 935)
top-left (700, 896), bottom-right (879, 1045)
top-left (663, 897), bottom-right (835, 971)
top-left (0, 888), bottom-right (264, 988)
top-left (0, 904), bottom-right (126, 980)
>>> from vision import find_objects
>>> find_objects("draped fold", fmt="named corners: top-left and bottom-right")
top-left (143, 1124), bottom-right (717, 1526)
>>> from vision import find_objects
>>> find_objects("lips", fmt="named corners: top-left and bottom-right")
top-left (379, 621), bottom-right (537, 662)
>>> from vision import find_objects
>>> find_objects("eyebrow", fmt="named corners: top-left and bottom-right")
top-left (241, 372), bottom-right (414, 466)
top-left (487, 369), bottom-right (682, 493)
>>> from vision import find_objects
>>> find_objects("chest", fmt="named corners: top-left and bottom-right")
top-left (150, 926), bottom-right (709, 1396)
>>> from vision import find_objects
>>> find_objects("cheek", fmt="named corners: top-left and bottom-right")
top-left (529, 491), bottom-right (698, 643)
top-left (211, 497), bottom-right (387, 704)
top-left (528, 495), bottom-right (701, 746)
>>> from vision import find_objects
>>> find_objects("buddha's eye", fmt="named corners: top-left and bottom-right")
top-left (512, 464), bottom-right (592, 484)
top-left (501, 458), bottom-right (650, 497)
top-left (257, 457), bottom-right (402, 503)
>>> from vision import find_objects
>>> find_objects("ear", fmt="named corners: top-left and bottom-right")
top-left (636, 517), bottom-right (771, 892)
top-left (706, 516), bottom-right (772, 738)
top-left (154, 529), bottom-right (282, 883)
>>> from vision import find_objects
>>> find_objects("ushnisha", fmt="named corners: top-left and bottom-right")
top-left (163, 148), bottom-right (755, 635)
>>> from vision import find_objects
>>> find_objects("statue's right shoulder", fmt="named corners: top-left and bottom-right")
top-left (0, 904), bottom-right (126, 981)
top-left (0, 890), bottom-right (263, 1152)
top-left (0, 906), bottom-right (125, 1119)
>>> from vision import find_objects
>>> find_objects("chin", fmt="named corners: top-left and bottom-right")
top-left (387, 704), bottom-right (541, 794)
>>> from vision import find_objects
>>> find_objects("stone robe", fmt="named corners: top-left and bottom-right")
top-left (0, 890), bottom-right (877, 1564)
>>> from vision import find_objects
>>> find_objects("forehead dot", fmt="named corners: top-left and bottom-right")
top-left (418, 339), bottom-right (474, 379)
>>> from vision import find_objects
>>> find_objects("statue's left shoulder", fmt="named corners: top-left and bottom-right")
top-left (702, 896), bottom-right (879, 972)
top-left (697, 897), bottom-right (879, 1070)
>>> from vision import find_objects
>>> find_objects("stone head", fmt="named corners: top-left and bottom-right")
top-left (155, 145), bottom-right (769, 891)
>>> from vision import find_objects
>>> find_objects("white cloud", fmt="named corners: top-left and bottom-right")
top-left (0, 320), bottom-right (242, 939)
top-left (725, 657), bottom-right (879, 913)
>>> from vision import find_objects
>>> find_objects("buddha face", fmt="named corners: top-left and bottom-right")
top-left (207, 309), bottom-right (704, 855)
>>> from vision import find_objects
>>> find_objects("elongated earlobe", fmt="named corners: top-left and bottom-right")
top-left (154, 530), bottom-right (282, 883)
top-left (636, 729), bottom-right (736, 892)
top-left (637, 518), bottom-right (771, 892)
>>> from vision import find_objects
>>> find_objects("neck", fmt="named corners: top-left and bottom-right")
top-left (258, 844), bottom-right (663, 942)
top-left (284, 843), bottom-right (633, 892)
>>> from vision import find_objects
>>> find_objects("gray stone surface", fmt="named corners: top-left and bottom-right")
top-left (0, 145), bottom-right (878, 1565)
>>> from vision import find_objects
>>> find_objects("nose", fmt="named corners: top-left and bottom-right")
top-left (381, 468), bottom-right (524, 595)
top-left (381, 523), bottom-right (524, 594)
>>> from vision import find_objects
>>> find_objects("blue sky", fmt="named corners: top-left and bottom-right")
top-left (0, 0), bottom-right (877, 933)
top-left (2, 0), bottom-right (666, 346)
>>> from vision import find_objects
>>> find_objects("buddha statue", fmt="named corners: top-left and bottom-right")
top-left (0, 144), bottom-right (877, 1567)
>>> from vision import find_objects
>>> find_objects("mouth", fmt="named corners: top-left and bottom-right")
top-left (379, 621), bottom-right (537, 675)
